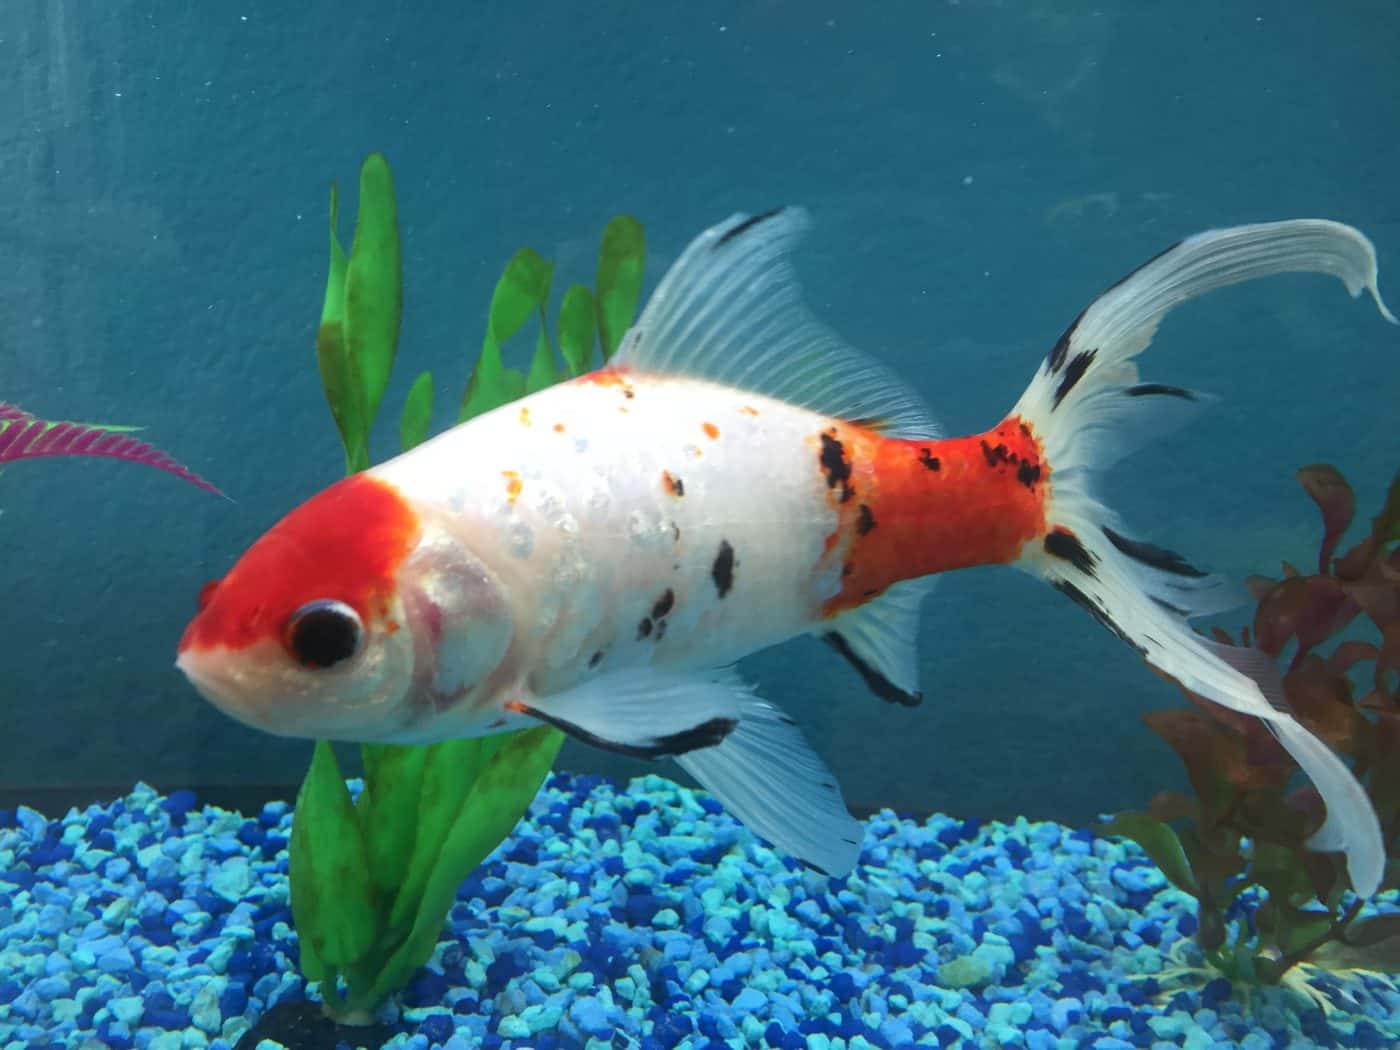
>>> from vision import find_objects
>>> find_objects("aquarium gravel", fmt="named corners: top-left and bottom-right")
top-left (1, 772), bottom-right (1396, 1050)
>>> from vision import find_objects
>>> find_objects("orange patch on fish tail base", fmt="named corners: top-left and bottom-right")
top-left (818, 415), bottom-right (1049, 616)
top-left (179, 474), bottom-right (421, 653)
top-left (502, 470), bottom-right (523, 503)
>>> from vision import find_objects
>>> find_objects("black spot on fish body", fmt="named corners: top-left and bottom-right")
top-left (589, 650), bottom-right (604, 669)
top-left (712, 540), bottom-right (736, 597)
top-left (824, 632), bottom-right (922, 707)
top-left (624, 388), bottom-right (635, 399)
top-left (1044, 527), bottom-right (1097, 577)
top-left (652, 588), bottom-right (676, 620)
top-left (1103, 526), bottom-right (1208, 578)
top-left (637, 618), bottom-right (653, 640)
top-left (671, 522), bottom-right (682, 543)
top-left (715, 207), bottom-right (784, 248)
top-left (1017, 461), bottom-right (1042, 490)
top-left (980, 440), bottom-right (1013, 470)
top-left (1053, 348), bottom-right (1098, 409)
top-left (819, 431), bottom-right (854, 502)
top-left (856, 504), bottom-right (876, 535)
top-left (918, 448), bottom-right (941, 471)
top-left (1126, 383), bottom-right (1197, 400)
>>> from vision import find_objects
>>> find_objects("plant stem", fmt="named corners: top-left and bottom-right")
top-left (1267, 897), bottom-right (1365, 980)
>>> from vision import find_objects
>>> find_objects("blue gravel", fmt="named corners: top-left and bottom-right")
top-left (1, 771), bottom-right (1396, 1049)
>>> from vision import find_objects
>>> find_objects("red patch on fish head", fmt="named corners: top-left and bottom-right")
top-left (179, 474), bottom-right (421, 656)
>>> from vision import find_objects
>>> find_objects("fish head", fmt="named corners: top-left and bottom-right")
top-left (177, 473), bottom-right (515, 742)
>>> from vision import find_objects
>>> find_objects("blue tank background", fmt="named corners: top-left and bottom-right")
top-left (1, 1), bottom-right (1395, 825)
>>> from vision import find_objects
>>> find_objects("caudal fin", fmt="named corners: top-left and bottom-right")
top-left (1011, 221), bottom-right (1395, 897)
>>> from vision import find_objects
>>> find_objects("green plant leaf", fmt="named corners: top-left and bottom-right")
top-left (357, 743), bottom-right (429, 901)
top-left (386, 736), bottom-right (510, 931)
top-left (344, 153), bottom-right (403, 426)
top-left (488, 249), bottom-right (554, 347)
top-left (558, 285), bottom-right (597, 376)
top-left (399, 371), bottom-right (434, 452)
top-left (288, 741), bottom-right (379, 970)
top-left (595, 216), bottom-right (645, 359)
top-left (1098, 812), bottom-right (1198, 894)
top-left (361, 726), bottom-right (565, 1007)
top-left (459, 341), bottom-right (527, 423)
top-left (526, 326), bottom-right (560, 394)
top-left (316, 182), bottom-right (370, 473)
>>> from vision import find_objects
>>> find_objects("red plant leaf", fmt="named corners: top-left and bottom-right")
top-left (1297, 464), bottom-right (1355, 573)
top-left (1283, 656), bottom-right (1364, 754)
top-left (1252, 575), bottom-right (1357, 660)
top-left (0, 408), bottom-right (223, 497)
top-left (1327, 640), bottom-right (1380, 676)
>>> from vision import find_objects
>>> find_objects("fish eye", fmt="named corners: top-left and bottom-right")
top-left (285, 600), bottom-right (364, 669)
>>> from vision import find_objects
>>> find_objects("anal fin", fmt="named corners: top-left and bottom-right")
top-left (821, 578), bottom-right (931, 707)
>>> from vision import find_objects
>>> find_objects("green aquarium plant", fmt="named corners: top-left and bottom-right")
top-left (287, 152), bottom-right (646, 1023)
top-left (0, 402), bottom-right (221, 495)
top-left (1102, 464), bottom-right (1400, 1004)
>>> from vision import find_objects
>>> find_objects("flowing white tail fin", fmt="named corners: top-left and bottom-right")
top-left (1012, 221), bottom-right (1395, 897)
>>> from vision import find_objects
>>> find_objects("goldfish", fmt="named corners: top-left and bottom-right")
top-left (179, 209), bottom-right (1394, 893)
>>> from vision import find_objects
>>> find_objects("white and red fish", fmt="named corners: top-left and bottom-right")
top-left (178, 210), bottom-right (1394, 892)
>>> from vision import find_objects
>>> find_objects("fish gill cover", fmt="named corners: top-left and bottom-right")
top-left (288, 151), bottom-right (646, 1025)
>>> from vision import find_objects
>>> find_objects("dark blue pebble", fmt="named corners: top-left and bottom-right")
top-left (936, 1022), bottom-right (963, 1046)
top-left (698, 797), bottom-right (723, 816)
top-left (1352, 1021), bottom-right (1386, 1049)
top-left (697, 1014), bottom-right (722, 1038)
top-left (482, 1035), bottom-right (504, 1050)
top-left (219, 983), bottom-right (249, 1018)
top-left (1177, 912), bottom-right (1198, 937)
top-left (0, 808), bottom-right (15, 828)
top-left (651, 1010), bottom-right (693, 1043)
top-left (418, 1013), bottom-right (454, 1044)
top-left (485, 950), bottom-right (527, 991)
top-left (3, 868), bottom-right (35, 890)
top-left (24, 835), bottom-right (73, 867)
top-left (503, 839), bottom-right (538, 863)
top-left (1069, 828), bottom-right (1095, 844)
top-left (1101, 1005), bottom-right (1132, 1024)
top-left (405, 968), bottom-right (452, 1007)
top-left (691, 843), bottom-right (728, 866)
top-left (141, 988), bottom-right (190, 1029)
top-left (601, 856), bottom-right (625, 877)
top-left (0, 980), bottom-right (20, 1004)
top-left (1202, 977), bottom-right (1232, 1005)
top-left (625, 892), bottom-right (663, 926)
top-left (160, 789), bottom-right (198, 825)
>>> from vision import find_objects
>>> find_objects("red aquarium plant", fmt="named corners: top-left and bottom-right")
top-left (0, 401), bottom-right (221, 495)
top-left (1103, 464), bottom-right (1400, 997)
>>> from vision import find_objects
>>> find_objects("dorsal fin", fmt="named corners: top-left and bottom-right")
top-left (612, 208), bottom-right (939, 439)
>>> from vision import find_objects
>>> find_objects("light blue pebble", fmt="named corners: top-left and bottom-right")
top-left (37, 904), bottom-right (68, 936)
top-left (1050, 997), bottom-right (1082, 1032)
top-left (732, 987), bottom-right (767, 1012)
top-left (97, 947), bottom-right (135, 974)
top-left (1026, 1032), bottom-right (1057, 1050)
top-left (1092, 1038), bottom-right (1134, 1050)
top-left (17, 806), bottom-right (46, 839)
top-left (111, 996), bottom-right (144, 1024)
top-left (569, 996), bottom-right (610, 1035)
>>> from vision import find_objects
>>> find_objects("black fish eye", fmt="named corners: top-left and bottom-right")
top-left (285, 600), bottom-right (363, 669)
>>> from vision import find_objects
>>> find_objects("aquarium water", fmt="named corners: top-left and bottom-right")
top-left (2, 4), bottom-right (1398, 1049)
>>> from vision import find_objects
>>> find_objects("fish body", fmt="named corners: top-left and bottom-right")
top-left (180, 209), bottom-right (1394, 890)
